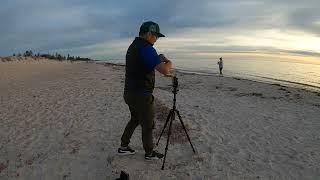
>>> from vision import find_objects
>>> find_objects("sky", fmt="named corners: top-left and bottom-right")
top-left (1, 0), bottom-right (319, 63)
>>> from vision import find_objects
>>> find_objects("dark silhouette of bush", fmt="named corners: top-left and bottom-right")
top-left (24, 50), bottom-right (33, 57)
top-left (40, 54), bottom-right (55, 59)
top-left (12, 50), bottom-right (92, 62)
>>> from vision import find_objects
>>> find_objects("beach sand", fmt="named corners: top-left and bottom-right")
top-left (0, 58), bottom-right (319, 179)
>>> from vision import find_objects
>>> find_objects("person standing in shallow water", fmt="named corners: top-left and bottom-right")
top-left (217, 57), bottom-right (223, 75)
top-left (118, 21), bottom-right (172, 160)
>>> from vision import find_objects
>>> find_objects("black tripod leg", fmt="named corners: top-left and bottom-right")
top-left (176, 110), bottom-right (196, 153)
top-left (162, 111), bottom-right (174, 170)
top-left (156, 110), bottom-right (173, 146)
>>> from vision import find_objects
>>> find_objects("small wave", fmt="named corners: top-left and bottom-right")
top-left (249, 75), bottom-right (320, 90)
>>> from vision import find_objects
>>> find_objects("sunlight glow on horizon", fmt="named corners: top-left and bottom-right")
top-left (69, 27), bottom-right (320, 65)
top-left (154, 28), bottom-right (320, 64)
top-left (229, 29), bottom-right (320, 52)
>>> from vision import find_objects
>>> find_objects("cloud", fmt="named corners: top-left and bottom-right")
top-left (0, 0), bottom-right (319, 61)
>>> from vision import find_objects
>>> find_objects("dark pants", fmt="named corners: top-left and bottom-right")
top-left (121, 93), bottom-right (155, 154)
top-left (219, 67), bottom-right (223, 75)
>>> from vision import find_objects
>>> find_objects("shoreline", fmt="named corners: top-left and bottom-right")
top-left (95, 61), bottom-right (320, 95)
top-left (2, 57), bottom-right (320, 92)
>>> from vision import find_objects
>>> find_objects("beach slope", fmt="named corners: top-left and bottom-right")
top-left (0, 58), bottom-right (319, 179)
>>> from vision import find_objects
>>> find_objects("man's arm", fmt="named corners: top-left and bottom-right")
top-left (155, 54), bottom-right (172, 75)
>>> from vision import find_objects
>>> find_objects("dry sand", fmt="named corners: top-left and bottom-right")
top-left (0, 58), bottom-right (319, 179)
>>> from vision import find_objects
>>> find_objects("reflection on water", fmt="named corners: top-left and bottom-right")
top-left (174, 59), bottom-right (320, 91)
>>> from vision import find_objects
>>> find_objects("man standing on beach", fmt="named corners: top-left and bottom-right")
top-left (118, 21), bottom-right (172, 160)
top-left (217, 57), bottom-right (223, 75)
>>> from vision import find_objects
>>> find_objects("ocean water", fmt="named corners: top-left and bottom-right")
top-left (99, 59), bottom-right (320, 92)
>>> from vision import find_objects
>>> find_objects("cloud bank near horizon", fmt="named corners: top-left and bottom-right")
top-left (0, 0), bottom-right (319, 62)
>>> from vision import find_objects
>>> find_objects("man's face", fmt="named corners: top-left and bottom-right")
top-left (146, 32), bottom-right (158, 45)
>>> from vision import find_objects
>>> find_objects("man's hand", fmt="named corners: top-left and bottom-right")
top-left (156, 54), bottom-right (172, 75)
top-left (159, 54), bottom-right (170, 63)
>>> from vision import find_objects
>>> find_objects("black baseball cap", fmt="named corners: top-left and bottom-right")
top-left (139, 21), bottom-right (165, 37)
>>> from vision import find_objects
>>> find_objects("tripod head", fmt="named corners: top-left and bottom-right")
top-left (172, 75), bottom-right (179, 94)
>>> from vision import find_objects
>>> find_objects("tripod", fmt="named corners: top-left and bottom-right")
top-left (156, 76), bottom-right (196, 170)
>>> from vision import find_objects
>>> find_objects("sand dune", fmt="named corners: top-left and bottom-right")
top-left (0, 58), bottom-right (319, 179)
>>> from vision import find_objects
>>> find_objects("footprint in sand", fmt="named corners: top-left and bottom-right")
top-left (111, 155), bottom-right (162, 180)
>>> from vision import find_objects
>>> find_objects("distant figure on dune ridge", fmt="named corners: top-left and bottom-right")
top-left (217, 57), bottom-right (223, 75)
top-left (118, 21), bottom-right (172, 160)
